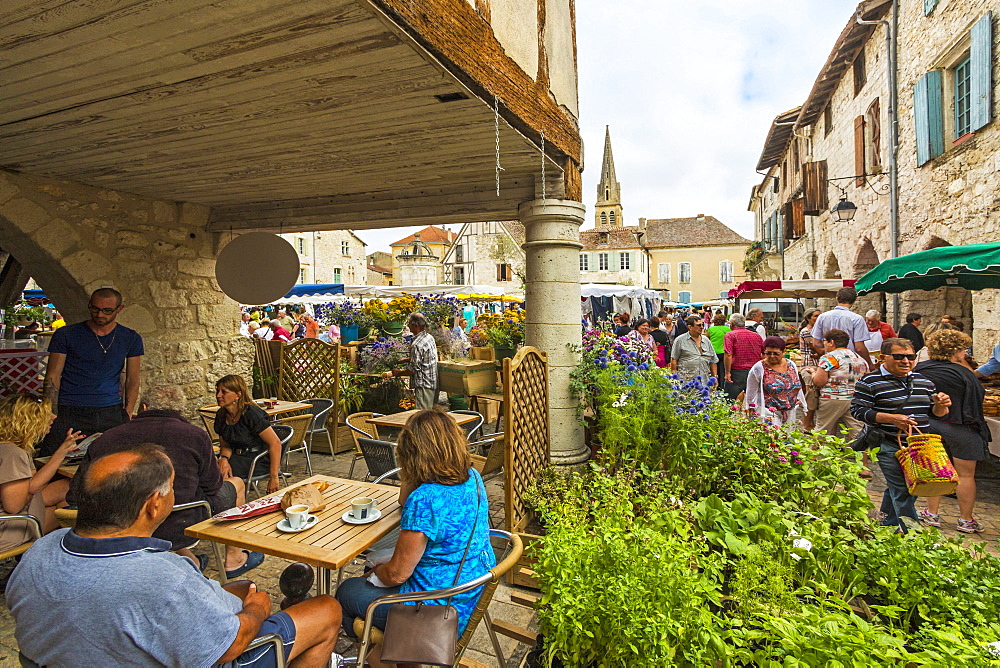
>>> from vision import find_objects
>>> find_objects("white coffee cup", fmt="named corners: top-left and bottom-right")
top-left (285, 504), bottom-right (310, 530)
top-left (351, 497), bottom-right (376, 520)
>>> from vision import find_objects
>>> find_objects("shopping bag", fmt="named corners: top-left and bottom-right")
top-left (894, 427), bottom-right (958, 497)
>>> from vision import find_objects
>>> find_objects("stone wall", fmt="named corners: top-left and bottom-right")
top-left (0, 170), bottom-right (253, 415)
top-left (281, 230), bottom-right (368, 285)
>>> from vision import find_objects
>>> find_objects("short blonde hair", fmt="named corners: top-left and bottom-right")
top-left (0, 394), bottom-right (53, 453)
top-left (396, 410), bottom-right (471, 487)
top-left (926, 329), bottom-right (972, 361)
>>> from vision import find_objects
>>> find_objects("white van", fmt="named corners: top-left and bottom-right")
top-left (741, 298), bottom-right (810, 334)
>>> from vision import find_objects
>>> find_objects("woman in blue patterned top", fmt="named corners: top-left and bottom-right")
top-left (336, 410), bottom-right (495, 664)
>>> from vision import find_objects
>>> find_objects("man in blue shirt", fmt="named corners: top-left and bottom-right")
top-left (39, 288), bottom-right (144, 456)
top-left (974, 342), bottom-right (1000, 378)
top-left (7, 444), bottom-right (341, 667)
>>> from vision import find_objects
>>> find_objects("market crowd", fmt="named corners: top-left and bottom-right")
top-left (610, 286), bottom-right (1000, 535)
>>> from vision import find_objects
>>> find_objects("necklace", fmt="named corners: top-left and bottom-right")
top-left (94, 328), bottom-right (117, 354)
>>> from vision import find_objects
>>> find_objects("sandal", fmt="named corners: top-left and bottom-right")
top-left (197, 553), bottom-right (210, 573)
top-left (225, 550), bottom-right (265, 578)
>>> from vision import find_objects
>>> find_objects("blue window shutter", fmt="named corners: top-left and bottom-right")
top-left (971, 12), bottom-right (993, 131)
top-left (924, 0), bottom-right (939, 16)
top-left (914, 71), bottom-right (944, 165)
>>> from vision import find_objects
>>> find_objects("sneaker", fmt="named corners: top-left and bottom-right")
top-left (957, 518), bottom-right (985, 534)
top-left (918, 510), bottom-right (941, 527)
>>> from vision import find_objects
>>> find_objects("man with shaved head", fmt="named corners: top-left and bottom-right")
top-left (39, 287), bottom-right (144, 456)
top-left (7, 445), bottom-right (341, 667)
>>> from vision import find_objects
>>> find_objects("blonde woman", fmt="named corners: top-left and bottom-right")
top-left (0, 393), bottom-right (83, 547)
top-left (336, 410), bottom-right (495, 668)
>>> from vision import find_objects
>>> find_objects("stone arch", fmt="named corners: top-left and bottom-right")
top-left (802, 272), bottom-right (810, 279)
top-left (823, 252), bottom-right (841, 279)
top-left (600, 212), bottom-right (607, 225)
top-left (909, 236), bottom-right (973, 334)
top-left (853, 239), bottom-right (884, 319)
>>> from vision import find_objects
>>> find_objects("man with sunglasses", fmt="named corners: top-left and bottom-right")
top-left (38, 288), bottom-right (144, 456)
top-left (851, 338), bottom-right (951, 531)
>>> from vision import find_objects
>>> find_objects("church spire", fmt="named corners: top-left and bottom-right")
top-left (595, 125), bottom-right (623, 227)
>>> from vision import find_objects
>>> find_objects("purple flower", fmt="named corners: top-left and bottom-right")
top-left (794, 459), bottom-right (803, 464)
top-left (778, 456), bottom-right (788, 463)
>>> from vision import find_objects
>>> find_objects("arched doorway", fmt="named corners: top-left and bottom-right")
top-left (853, 239), bottom-right (885, 322)
top-left (906, 236), bottom-right (974, 338)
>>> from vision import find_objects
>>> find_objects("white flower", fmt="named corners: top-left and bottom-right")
top-left (790, 537), bottom-right (813, 561)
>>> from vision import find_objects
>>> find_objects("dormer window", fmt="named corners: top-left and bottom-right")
top-left (599, 232), bottom-right (609, 244)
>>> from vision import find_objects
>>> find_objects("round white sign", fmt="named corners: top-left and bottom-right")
top-left (215, 232), bottom-right (300, 305)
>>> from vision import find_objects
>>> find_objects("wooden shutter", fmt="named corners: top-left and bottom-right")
top-left (854, 115), bottom-right (866, 185)
top-left (782, 201), bottom-right (794, 241)
top-left (971, 12), bottom-right (993, 131)
top-left (802, 160), bottom-right (828, 215)
top-left (867, 98), bottom-right (882, 173)
top-left (914, 70), bottom-right (944, 166)
top-left (792, 198), bottom-right (806, 238)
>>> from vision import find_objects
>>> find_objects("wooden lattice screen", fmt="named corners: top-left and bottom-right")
top-left (503, 346), bottom-right (549, 534)
top-left (277, 339), bottom-right (341, 454)
top-left (253, 338), bottom-right (281, 398)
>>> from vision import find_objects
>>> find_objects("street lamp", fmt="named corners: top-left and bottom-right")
top-left (831, 196), bottom-right (858, 222)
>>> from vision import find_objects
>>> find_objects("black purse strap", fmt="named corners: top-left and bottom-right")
top-left (445, 470), bottom-right (482, 606)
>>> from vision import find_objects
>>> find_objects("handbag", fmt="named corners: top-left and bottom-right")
top-left (379, 474), bottom-right (483, 667)
top-left (851, 377), bottom-right (915, 451)
top-left (894, 426), bottom-right (958, 497)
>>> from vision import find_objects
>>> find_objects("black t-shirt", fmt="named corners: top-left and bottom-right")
top-left (614, 326), bottom-right (632, 337)
top-left (215, 404), bottom-right (270, 453)
top-left (650, 329), bottom-right (669, 345)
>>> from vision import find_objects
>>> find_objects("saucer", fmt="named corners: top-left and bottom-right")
top-left (342, 508), bottom-right (381, 525)
top-left (277, 515), bottom-right (318, 533)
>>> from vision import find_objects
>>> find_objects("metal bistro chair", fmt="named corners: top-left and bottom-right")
top-left (357, 438), bottom-right (399, 485)
top-left (247, 424), bottom-right (294, 496)
top-left (301, 398), bottom-right (334, 461)
top-left (345, 412), bottom-right (384, 480)
top-left (277, 413), bottom-right (315, 477)
top-left (352, 529), bottom-right (524, 668)
top-left (450, 409), bottom-right (485, 441)
top-left (19, 633), bottom-right (287, 668)
top-left (0, 514), bottom-right (42, 563)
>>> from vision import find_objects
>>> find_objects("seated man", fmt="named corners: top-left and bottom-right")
top-left (67, 385), bottom-right (262, 578)
top-left (7, 445), bottom-right (340, 667)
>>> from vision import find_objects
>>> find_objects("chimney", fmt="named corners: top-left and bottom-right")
top-left (638, 217), bottom-right (647, 230)
top-left (696, 213), bottom-right (705, 223)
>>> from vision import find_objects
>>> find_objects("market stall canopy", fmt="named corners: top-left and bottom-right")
top-left (855, 243), bottom-right (1000, 295)
top-left (581, 284), bottom-right (660, 300)
top-left (373, 285), bottom-right (524, 300)
top-left (728, 279), bottom-right (857, 300)
top-left (282, 284), bottom-right (345, 299)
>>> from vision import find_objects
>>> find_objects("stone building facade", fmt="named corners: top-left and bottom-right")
top-left (748, 1), bottom-right (1000, 359)
top-left (280, 230), bottom-right (368, 285)
top-left (388, 226), bottom-right (456, 286)
top-left (442, 221), bottom-right (526, 288)
top-left (0, 170), bottom-right (253, 416)
top-left (645, 216), bottom-right (749, 304)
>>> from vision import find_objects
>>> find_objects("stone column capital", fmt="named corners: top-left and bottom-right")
top-left (517, 198), bottom-right (587, 224)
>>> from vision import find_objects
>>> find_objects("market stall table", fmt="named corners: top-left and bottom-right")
top-left (199, 400), bottom-right (311, 421)
top-left (366, 409), bottom-right (480, 430)
top-left (185, 475), bottom-right (401, 592)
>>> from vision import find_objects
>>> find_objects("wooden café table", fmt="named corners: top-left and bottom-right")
top-left (199, 400), bottom-right (312, 421)
top-left (33, 456), bottom-right (79, 479)
top-left (366, 409), bottom-right (480, 430)
top-left (185, 475), bottom-right (401, 593)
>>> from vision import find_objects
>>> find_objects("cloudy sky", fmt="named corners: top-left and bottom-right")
top-left (356, 0), bottom-right (860, 252)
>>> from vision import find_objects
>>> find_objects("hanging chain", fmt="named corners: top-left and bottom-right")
top-left (494, 95), bottom-right (504, 197)
top-left (540, 130), bottom-right (546, 200)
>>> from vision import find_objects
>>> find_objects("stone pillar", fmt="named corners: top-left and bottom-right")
top-left (518, 198), bottom-right (588, 465)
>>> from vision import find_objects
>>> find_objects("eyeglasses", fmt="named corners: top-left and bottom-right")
top-left (88, 305), bottom-right (118, 315)
top-left (763, 351), bottom-right (784, 356)
top-left (889, 353), bottom-right (917, 361)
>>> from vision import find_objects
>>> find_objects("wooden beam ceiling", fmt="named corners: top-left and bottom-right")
top-left (0, 0), bottom-right (562, 226)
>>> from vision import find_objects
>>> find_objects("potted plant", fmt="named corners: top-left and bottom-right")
top-left (477, 307), bottom-right (525, 360)
top-left (382, 295), bottom-right (417, 334)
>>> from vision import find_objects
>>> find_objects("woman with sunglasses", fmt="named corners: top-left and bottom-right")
top-left (0, 393), bottom-right (83, 550)
top-left (744, 336), bottom-right (807, 427)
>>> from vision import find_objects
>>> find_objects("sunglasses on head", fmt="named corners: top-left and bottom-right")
top-left (889, 353), bottom-right (917, 361)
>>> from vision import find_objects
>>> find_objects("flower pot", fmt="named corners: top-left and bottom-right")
top-left (381, 320), bottom-right (404, 335)
top-left (493, 346), bottom-right (517, 361)
top-left (357, 326), bottom-right (371, 340)
top-left (341, 324), bottom-right (359, 343)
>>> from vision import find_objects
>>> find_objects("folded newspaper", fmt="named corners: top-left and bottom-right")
top-left (212, 495), bottom-right (283, 520)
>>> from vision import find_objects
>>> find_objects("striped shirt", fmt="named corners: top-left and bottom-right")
top-left (408, 330), bottom-right (439, 390)
top-left (850, 367), bottom-right (937, 436)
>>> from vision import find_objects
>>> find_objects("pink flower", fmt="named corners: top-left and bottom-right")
top-left (790, 450), bottom-right (799, 456)
top-left (778, 456), bottom-right (788, 463)
top-left (794, 459), bottom-right (803, 464)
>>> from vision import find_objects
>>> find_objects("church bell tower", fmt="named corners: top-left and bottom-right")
top-left (595, 126), bottom-right (623, 228)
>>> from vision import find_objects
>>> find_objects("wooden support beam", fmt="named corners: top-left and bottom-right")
top-left (491, 620), bottom-right (538, 646)
top-left (509, 591), bottom-right (540, 609)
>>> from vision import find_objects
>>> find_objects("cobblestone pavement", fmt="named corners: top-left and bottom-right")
top-left (0, 446), bottom-right (537, 667)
